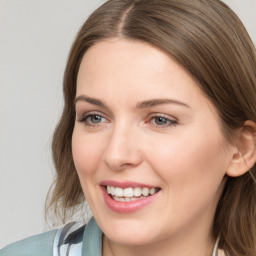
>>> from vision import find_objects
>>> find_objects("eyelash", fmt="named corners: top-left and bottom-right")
top-left (78, 113), bottom-right (108, 126)
top-left (147, 114), bottom-right (178, 128)
top-left (78, 113), bottom-right (178, 128)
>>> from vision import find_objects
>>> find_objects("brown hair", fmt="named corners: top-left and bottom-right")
top-left (47, 0), bottom-right (256, 254)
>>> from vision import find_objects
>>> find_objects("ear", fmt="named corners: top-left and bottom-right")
top-left (226, 120), bottom-right (256, 177)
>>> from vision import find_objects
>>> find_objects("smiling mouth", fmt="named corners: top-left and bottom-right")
top-left (105, 185), bottom-right (161, 202)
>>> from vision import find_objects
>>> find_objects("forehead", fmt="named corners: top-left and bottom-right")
top-left (77, 39), bottom-right (202, 99)
top-left (76, 38), bottom-right (225, 138)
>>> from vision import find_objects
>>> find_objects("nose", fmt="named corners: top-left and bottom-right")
top-left (103, 124), bottom-right (142, 171)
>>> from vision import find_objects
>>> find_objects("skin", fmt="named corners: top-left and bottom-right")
top-left (72, 39), bottom-right (237, 256)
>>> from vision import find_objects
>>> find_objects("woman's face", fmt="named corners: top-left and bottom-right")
top-left (72, 39), bottom-right (235, 248)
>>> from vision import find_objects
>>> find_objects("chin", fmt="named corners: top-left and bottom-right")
top-left (100, 217), bottom-right (159, 246)
top-left (107, 230), bottom-right (155, 246)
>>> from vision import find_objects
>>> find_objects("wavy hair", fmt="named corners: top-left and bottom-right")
top-left (46, 0), bottom-right (256, 254)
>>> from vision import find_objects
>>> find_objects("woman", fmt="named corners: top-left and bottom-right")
top-left (1, 0), bottom-right (256, 255)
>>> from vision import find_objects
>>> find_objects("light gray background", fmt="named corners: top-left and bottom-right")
top-left (0, 0), bottom-right (255, 248)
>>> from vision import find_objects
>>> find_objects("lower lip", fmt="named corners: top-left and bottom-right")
top-left (101, 186), bottom-right (160, 214)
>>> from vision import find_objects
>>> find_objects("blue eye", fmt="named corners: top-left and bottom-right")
top-left (154, 117), bottom-right (169, 125)
top-left (88, 115), bottom-right (103, 124)
top-left (151, 116), bottom-right (177, 127)
top-left (79, 114), bottom-right (106, 125)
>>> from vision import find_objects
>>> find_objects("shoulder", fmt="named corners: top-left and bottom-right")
top-left (0, 229), bottom-right (57, 256)
top-left (0, 218), bottom-right (101, 256)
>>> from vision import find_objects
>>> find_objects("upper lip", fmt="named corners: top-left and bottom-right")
top-left (100, 180), bottom-right (159, 189)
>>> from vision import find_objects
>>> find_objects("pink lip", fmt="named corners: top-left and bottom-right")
top-left (100, 180), bottom-right (156, 188)
top-left (100, 182), bottom-right (160, 214)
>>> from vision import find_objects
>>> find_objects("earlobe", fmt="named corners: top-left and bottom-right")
top-left (226, 120), bottom-right (256, 177)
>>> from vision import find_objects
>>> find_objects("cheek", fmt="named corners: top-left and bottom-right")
top-left (72, 130), bottom-right (105, 176)
top-left (143, 129), bottom-right (229, 229)
top-left (145, 126), bottom-right (229, 193)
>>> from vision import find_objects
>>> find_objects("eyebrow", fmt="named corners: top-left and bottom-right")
top-left (75, 95), bottom-right (107, 108)
top-left (74, 95), bottom-right (190, 109)
top-left (136, 98), bottom-right (190, 109)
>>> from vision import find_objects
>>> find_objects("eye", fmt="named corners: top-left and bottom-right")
top-left (149, 115), bottom-right (177, 127)
top-left (153, 117), bottom-right (169, 125)
top-left (87, 115), bottom-right (104, 124)
top-left (79, 113), bottom-right (108, 126)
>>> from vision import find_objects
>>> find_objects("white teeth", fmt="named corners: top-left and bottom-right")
top-left (142, 187), bottom-right (149, 196)
top-left (111, 186), bottom-right (115, 195)
top-left (149, 188), bottom-right (156, 195)
top-left (115, 187), bottom-right (124, 197)
top-left (113, 196), bottom-right (125, 202)
top-left (125, 197), bottom-right (131, 202)
top-left (106, 185), bottom-right (159, 201)
top-left (114, 196), bottom-right (147, 202)
top-left (123, 188), bottom-right (133, 197)
top-left (134, 187), bottom-right (142, 197)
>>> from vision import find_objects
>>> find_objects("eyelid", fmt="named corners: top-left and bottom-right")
top-left (77, 109), bottom-right (103, 118)
top-left (75, 102), bottom-right (112, 118)
top-left (147, 113), bottom-right (178, 127)
top-left (77, 111), bottom-right (109, 124)
top-left (147, 112), bottom-right (178, 121)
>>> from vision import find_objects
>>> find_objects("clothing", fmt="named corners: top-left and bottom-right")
top-left (0, 218), bottom-right (101, 256)
top-left (0, 217), bottom-right (218, 256)
top-left (0, 229), bottom-right (57, 256)
top-left (53, 218), bottom-right (102, 256)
